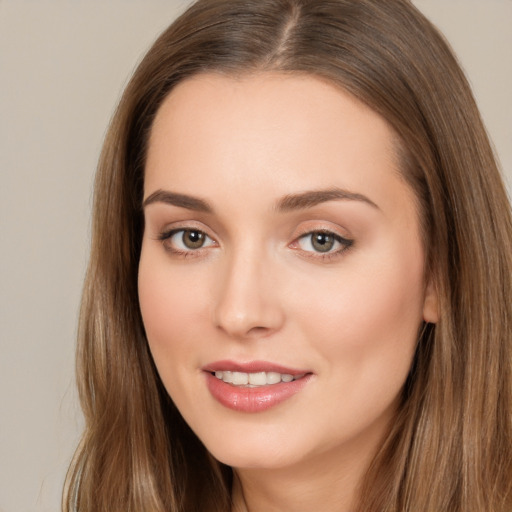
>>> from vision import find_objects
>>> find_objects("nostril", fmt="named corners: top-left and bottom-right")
top-left (249, 326), bottom-right (268, 334)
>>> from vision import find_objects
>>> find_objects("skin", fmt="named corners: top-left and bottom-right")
top-left (138, 73), bottom-right (438, 512)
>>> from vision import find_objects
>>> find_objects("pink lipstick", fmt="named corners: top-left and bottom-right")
top-left (202, 360), bottom-right (312, 413)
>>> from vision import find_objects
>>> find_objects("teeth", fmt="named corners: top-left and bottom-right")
top-left (248, 372), bottom-right (266, 385)
top-left (213, 371), bottom-right (303, 387)
top-left (267, 372), bottom-right (281, 384)
top-left (232, 372), bottom-right (249, 385)
top-left (221, 371), bottom-right (234, 383)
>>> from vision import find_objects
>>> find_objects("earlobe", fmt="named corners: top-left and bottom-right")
top-left (422, 278), bottom-right (439, 324)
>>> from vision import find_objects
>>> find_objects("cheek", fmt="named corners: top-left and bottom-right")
top-left (137, 249), bottom-right (207, 369)
top-left (291, 244), bottom-right (425, 374)
top-left (139, 268), bottom-right (182, 345)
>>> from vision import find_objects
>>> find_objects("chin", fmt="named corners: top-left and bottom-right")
top-left (210, 445), bottom-right (297, 471)
top-left (197, 426), bottom-right (306, 470)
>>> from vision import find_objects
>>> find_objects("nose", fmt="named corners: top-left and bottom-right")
top-left (213, 247), bottom-right (285, 340)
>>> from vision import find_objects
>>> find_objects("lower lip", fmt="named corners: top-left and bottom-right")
top-left (205, 372), bottom-right (312, 413)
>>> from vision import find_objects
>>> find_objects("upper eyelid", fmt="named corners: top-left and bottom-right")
top-left (154, 221), bottom-right (353, 244)
top-left (157, 221), bottom-right (216, 238)
top-left (159, 227), bottom-right (216, 243)
top-left (294, 230), bottom-right (353, 247)
top-left (297, 227), bottom-right (349, 237)
top-left (292, 224), bottom-right (352, 241)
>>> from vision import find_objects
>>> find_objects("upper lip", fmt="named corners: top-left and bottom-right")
top-left (202, 360), bottom-right (310, 376)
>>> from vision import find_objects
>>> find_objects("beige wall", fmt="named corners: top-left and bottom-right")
top-left (0, 2), bottom-right (510, 511)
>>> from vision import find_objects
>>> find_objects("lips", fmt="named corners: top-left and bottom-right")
top-left (202, 360), bottom-right (312, 413)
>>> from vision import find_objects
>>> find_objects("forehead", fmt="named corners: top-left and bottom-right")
top-left (148, 72), bottom-right (397, 158)
top-left (144, 72), bottom-right (412, 218)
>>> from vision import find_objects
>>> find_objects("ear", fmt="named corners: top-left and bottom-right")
top-left (422, 277), bottom-right (439, 323)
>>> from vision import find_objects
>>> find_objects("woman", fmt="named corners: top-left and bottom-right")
top-left (64, 0), bottom-right (512, 510)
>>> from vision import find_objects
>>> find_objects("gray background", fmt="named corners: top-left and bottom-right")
top-left (1, 1), bottom-right (510, 511)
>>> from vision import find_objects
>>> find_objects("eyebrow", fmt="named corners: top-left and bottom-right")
top-left (142, 190), bottom-right (213, 212)
top-left (276, 188), bottom-right (379, 211)
top-left (142, 187), bottom-right (378, 213)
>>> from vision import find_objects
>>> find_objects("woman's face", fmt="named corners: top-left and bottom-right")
top-left (138, 73), bottom-right (438, 471)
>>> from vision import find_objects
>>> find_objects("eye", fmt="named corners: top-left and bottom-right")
top-left (296, 230), bottom-right (353, 254)
top-left (160, 228), bottom-right (216, 252)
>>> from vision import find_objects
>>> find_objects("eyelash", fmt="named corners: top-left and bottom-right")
top-left (293, 230), bottom-right (354, 261)
top-left (157, 228), bottom-right (217, 258)
top-left (157, 228), bottom-right (354, 261)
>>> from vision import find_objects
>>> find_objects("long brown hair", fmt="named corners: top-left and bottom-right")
top-left (64, 1), bottom-right (512, 510)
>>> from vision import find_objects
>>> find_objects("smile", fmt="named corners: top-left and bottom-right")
top-left (213, 370), bottom-right (305, 387)
top-left (203, 361), bottom-right (313, 413)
